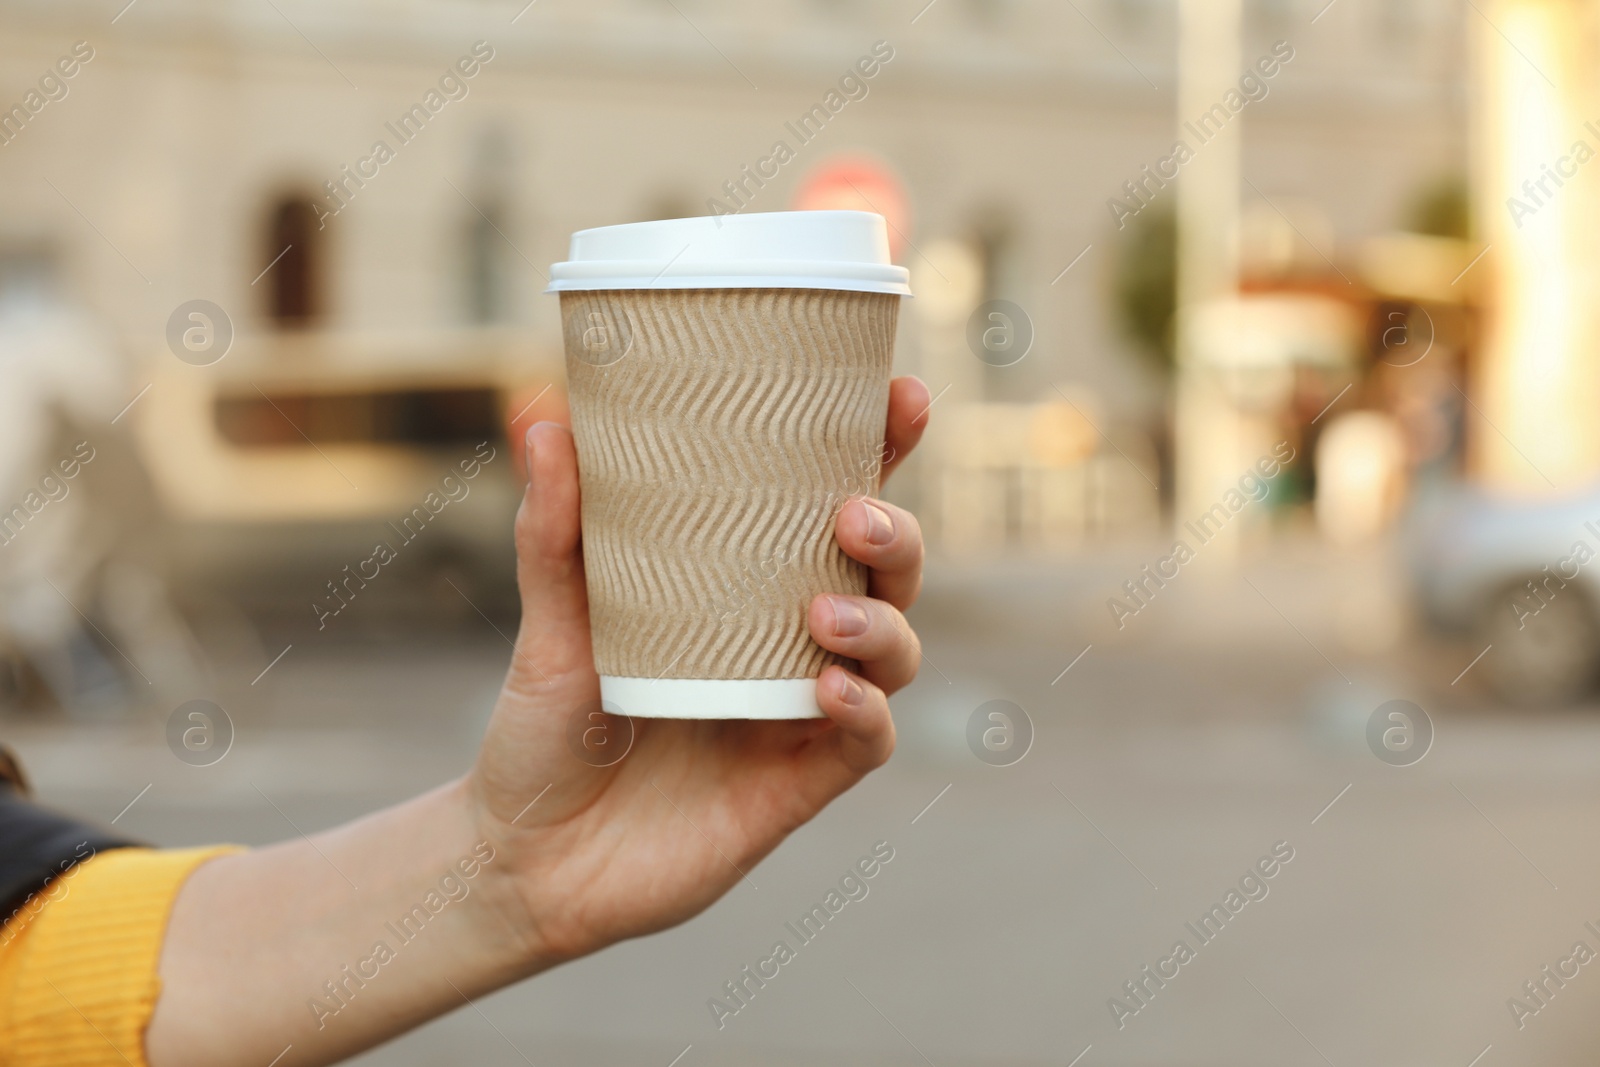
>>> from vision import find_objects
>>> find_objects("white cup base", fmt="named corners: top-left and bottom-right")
top-left (599, 676), bottom-right (824, 720)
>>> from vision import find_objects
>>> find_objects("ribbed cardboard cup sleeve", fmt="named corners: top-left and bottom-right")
top-left (561, 288), bottom-right (899, 681)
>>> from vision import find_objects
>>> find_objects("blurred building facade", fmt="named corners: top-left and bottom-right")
top-left (0, 0), bottom-right (1469, 558)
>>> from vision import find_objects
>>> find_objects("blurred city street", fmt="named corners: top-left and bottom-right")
top-left (12, 538), bottom-right (1600, 1066)
top-left (9, 0), bottom-right (1600, 1063)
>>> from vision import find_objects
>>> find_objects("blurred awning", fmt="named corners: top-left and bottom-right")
top-left (1357, 232), bottom-right (1480, 305)
top-left (1188, 293), bottom-right (1362, 371)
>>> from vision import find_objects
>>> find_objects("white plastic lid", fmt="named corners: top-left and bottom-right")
top-left (547, 210), bottom-right (912, 296)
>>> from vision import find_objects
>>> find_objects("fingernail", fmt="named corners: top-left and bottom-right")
top-left (862, 501), bottom-right (894, 546)
top-left (837, 673), bottom-right (865, 706)
top-left (829, 596), bottom-right (870, 637)
top-left (524, 427), bottom-right (537, 485)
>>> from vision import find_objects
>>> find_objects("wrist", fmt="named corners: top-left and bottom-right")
top-left (452, 774), bottom-right (580, 978)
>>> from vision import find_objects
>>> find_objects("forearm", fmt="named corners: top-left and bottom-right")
top-left (138, 398), bottom-right (928, 1065)
top-left (146, 778), bottom-right (551, 1067)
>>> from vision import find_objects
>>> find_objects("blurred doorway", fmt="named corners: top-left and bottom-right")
top-left (263, 195), bottom-right (325, 328)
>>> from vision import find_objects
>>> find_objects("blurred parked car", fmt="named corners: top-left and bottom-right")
top-left (132, 330), bottom-right (560, 617)
top-left (1408, 483), bottom-right (1600, 704)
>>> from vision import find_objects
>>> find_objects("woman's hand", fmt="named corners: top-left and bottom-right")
top-left (469, 375), bottom-right (931, 965)
top-left (146, 378), bottom-right (930, 1067)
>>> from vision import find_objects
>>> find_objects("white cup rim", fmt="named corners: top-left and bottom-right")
top-left (547, 210), bottom-right (913, 296)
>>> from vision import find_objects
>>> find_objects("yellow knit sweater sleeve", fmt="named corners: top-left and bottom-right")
top-left (0, 845), bottom-right (240, 1067)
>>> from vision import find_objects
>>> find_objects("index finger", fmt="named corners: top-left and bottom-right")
top-left (879, 376), bottom-right (932, 485)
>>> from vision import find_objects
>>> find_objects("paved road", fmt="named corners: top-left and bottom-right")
top-left (10, 543), bottom-right (1600, 1066)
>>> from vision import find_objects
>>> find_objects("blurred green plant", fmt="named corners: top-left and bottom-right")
top-left (1406, 175), bottom-right (1470, 240)
top-left (1112, 205), bottom-right (1177, 373)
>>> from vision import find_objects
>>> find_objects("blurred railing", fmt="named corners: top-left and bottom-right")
top-left (921, 400), bottom-right (1161, 555)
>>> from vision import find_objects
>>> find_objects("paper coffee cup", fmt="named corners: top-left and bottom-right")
top-left (548, 211), bottom-right (910, 719)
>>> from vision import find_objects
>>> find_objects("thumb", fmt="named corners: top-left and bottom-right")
top-left (471, 422), bottom-right (605, 833)
top-left (508, 421), bottom-right (594, 694)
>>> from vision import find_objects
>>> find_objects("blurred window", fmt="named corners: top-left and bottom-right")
top-left (1377, 0), bottom-right (1423, 52)
top-left (1246, 0), bottom-right (1295, 35)
top-left (264, 196), bottom-right (324, 328)
top-left (641, 194), bottom-right (695, 223)
top-left (975, 215), bottom-right (1022, 401)
top-left (965, 0), bottom-right (1005, 26)
top-left (1108, 0), bottom-right (1156, 34)
top-left (465, 200), bottom-right (509, 325)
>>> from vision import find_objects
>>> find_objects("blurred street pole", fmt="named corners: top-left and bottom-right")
top-left (1174, 0), bottom-right (1243, 552)
top-left (1472, 0), bottom-right (1600, 494)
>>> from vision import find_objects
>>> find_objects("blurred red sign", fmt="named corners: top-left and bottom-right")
top-left (791, 155), bottom-right (910, 261)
